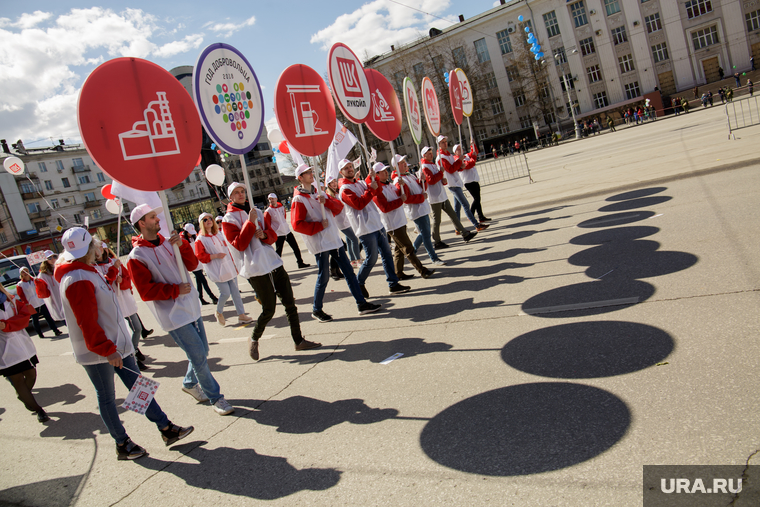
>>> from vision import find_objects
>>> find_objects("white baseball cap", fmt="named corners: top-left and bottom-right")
top-left (338, 159), bottom-right (353, 171)
top-left (421, 146), bottom-right (432, 156)
top-left (267, 193), bottom-right (277, 200)
top-left (391, 154), bottom-right (407, 168)
top-left (227, 182), bottom-right (246, 198)
top-left (43, 250), bottom-right (56, 259)
top-left (19, 266), bottom-right (30, 274)
top-left (61, 227), bottom-right (93, 261)
top-left (453, 144), bottom-right (462, 153)
top-left (130, 203), bottom-right (163, 226)
top-left (372, 162), bottom-right (389, 173)
top-left (294, 164), bottom-right (313, 178)
top-left (215, 216), bottom-right (224, 222)
top-left (199, 212), bottom-right (213, 223)
top-left (436, 135), bottom-right (448, 144)
top-left (184, 223), bottom-right (197, 235)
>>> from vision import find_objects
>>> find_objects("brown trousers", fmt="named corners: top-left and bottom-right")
top-left (431, 200), bottom-right (465, 243)
top-left (387, 225), bottom-right (426, 275)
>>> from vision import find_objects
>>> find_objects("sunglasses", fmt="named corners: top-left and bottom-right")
top-left (201, 218), bottom-right (211, 223)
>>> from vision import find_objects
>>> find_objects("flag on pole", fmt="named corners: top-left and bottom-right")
top-left (111, 180), bottom-right (172, 238)
top-left (325, 120), bottom-right (358, 183)
top-left (122, 374), bottom-right (160, 415)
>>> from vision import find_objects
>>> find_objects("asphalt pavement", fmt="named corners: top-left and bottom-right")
top-left (1, 103), bottom-right (759, 507)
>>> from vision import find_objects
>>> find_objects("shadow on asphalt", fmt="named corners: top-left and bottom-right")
top-left (0, 475), bottom-right (85, 507)
top-left (33, 383), bottom-right (86, 407)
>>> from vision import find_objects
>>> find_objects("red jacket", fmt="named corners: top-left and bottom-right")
top-left (221, 202), bottom-right (277, 250)
top-left (34, 277), bottom-right (51, 298)
top-left (1, 300), bottom-right (35, 333)
top-left (372, 177), bottom-right (405, 214)
top-left (461, 145), bottom-right (478, 170)
top-left (421, 162), bottom-right (444, 186)
top-left (126, 234), bottom-right (198, 302)
top-left (291, 187), bottom-right (343, 236)
top-left (338, 176), bottom-right (378, 211)
top-left (437, 149), bottom-right (462, 174)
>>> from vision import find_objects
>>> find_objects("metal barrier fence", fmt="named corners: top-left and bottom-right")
top-left (726, 95), bottom-right (760, 139)
top-left (474, 152), bottom-right (533, 187)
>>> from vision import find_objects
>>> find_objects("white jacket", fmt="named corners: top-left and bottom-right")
top-left (16, 279), bottom-right (43, 308)
top-left (37, 272), bottom-right (65, 321)
top-left (395, 174), bottom-right (431, 221)
top-left (421, 162), bottom-right (448, 204)
top-left (222, 205), bottom-right (283, 278)
top-left (291, 187), bottom-right (344, 256)
top-left (0, 301), bottom-right (37, 370)
top-left (265, 203), bottom-right (291, 237)
top-left (338, 178), bottom-right (384, 237)
top-left (195, 233), bottom-right (239, 283)
top-left (437, 151), bottom-right (463, 188)
top-left (373, 181), bottom-right (407, 232)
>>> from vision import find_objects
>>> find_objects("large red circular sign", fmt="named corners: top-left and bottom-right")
top-left (449, 69), bottom-right (463, 126)
top-left (77, 58), bottom-right (202, 191)
top-left (274, 64), bottom-right (336, 157)
top-left (364, 69), bottom-right (402, 143)
top-left (327, 42), bottom-right (371, 124)
top-left (421, 77), bottom-right (441, 137)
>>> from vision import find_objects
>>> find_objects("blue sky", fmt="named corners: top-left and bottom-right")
top-left (0, 0), bottom-right (495, 149)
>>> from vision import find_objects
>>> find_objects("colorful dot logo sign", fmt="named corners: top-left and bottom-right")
top-left (77, 58), bottom-right (202, 192)
top-left (421, 77), bottom-right (441, 137)
top-left (274, 64), bottom-right (336, 157)
top-left (364, 68), bottom-right (402, 143)
top-left (448, 69), bottom-right (463, 126)
top-left (327, 42), bottom-right (371, 124)
top-left (455, 68), bottom-right (474, 118)
top-left (403, 77), bottom-right (423, 145)
top-left (192, 43), bottom-right (264, 155)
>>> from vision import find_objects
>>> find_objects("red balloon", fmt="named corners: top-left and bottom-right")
top-left (101, 184), bottom-right (115, 200)
top-left (279, 141), bottom-right (290, 154)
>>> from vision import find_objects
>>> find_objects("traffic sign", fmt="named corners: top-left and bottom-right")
top-left (421, 77), bottom-right (441, 137)
top-left (364, 69), bottom-right (402, 143)
top-left (274, 64), bottom-right (336, 157)
top-left (77, 58), bottom-right (202, 191)
top-left (449, 69), bottom-right (463, 126)
top-left (403, 77), bottom-right (423, 145)
top-left (455, 68), bottom-right (474, 117)
top-left (192, 43), bottom-right (264, 155)
top-left (327, 43), bottom-right (371, 124)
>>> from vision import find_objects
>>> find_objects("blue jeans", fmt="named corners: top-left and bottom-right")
top-left (450, 186), bottom-right (480, 227)
top-left (342, 227), bottom-right (361, 261)
top-left (314, 247), bottom-right (366, 312)
top-left (168, 318), bottom-right (222, 404)
top-left (125, 313), bottom-right (143, 350)
top-left (357, 229), bottom-right (399, 287)
top-left (82, 355), bottom-right (169, 445)
top-left (214, 278), bottom-right (245, 315)
top-left (412, 215), bottom-right (440, 262)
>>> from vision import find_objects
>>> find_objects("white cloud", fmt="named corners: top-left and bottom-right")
top-left (310, 0), bottom-right (456, 59)
top-left (0, 8), bottom-right (205, 144)
top-left (203, 16), bottom-right (255, 38)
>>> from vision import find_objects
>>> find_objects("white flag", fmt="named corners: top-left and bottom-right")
top-left (122, 374), bottom-right (160, 415)
top-left (111, 180), bottom-right (172, 238)
top-left (290, 144), bottom-right (305, 168)
top-left (325, 120), bottom-right (358, 184)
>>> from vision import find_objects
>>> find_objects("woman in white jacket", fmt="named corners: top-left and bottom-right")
top-left (194, 212), bottom-right (252, 326)
top-left (35, 250), bottom-right (65, 323)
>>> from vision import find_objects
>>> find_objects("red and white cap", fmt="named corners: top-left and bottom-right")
top-left (227, 182), bottom-right (246, 198)
top-left (421, 146), bottom-right (432, 156)
top-left (184, 223), bottom-right (197, 235)
top-left (338, 159), bottom-right (353, 171)
top-left (130, 203), bottom-right (163, 226)
top-left (294, 164), bottom-right (313, 178)
top-left (391, 154), bottom-right (407, 168)
top-left (267, 193), bottom-right (278, 200)
top-left (43, 250), bottom-right (56, 259)
top-left (372, 162), bottom-right (389, 173)
top-left (61, 227), bottom-right (93, 261)
top-left (436, 135), bottom-right (448, 144)
top-left (198, 212), bottom-right (213, 223)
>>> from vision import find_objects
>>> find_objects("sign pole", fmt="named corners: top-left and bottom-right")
top-left (239, 154), bottom-right (253, 204)
top-left (467, 117), bottom-right (474, 146)
top-left (158, 190), bottom-right (188, 284)
top-left (115, 202), bottom-right (122, 258)
top-left (312, 165), bottom-right (326, 220)
top-left (358, 124), bottom-right (371, 179)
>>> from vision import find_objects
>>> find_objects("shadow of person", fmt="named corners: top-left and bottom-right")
top-left (38, 411), bottom-right (108, 440)
top-left (137, 445), bottom-right (341, 500)
top-left (228, 396), bottom-right (399, 434)
top-left (261, 337), bottom-right (453, 365)
top-left (146, 357), bottom-right (231, 379)
top-left (420, 382), bottom-right (630, 476)
top-left (0, 475), bottom-right (85, 507)
top-left (33, 383), bottom-right (86, 407)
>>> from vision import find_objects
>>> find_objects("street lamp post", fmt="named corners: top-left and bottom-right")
top-left (555, 50), bottom-right (583, 140)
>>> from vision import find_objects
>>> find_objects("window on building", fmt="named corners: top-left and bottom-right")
top-left (72, 158), bottom-right (84, 167)
top-left (474, 105), bottom-right (484, 120)
top-left (27, 203), bottom-right (41, 213)
top-left (485, 72), bottom-right (498, 89)
top-left (194, 172), bottom-right (201, 181)
top-left (476, 129), bottom-right (487, 141)
top-left (554, 47), bottom-right (567, 65)
top-left (44, 180), bottom-right (53, 191)
top-left (0, 232), bottom-right (6, 244)
top-left (571, 1), bottom-right (588, 27)
top-left (497, 123), bottom-right (508, 134)
top-left (51, 199), bottom-right (59, 209)
top-left (611, 26), bottom-right (628, 45)
top-left (496, 29), bottom-right (513, 54)
top-left (579, 37), bottom-right (595, 56)
top-left (505, 64), bottom-right (519, 82)
top-left (38, 162), bottom-right (47, 173)
top-left (92, 209), bottom-right (103, 219)
top-left (491, 97), bottom-right (505, 114)
top-left (55, 160), bottom-right (64, 172)
top-left (514, 92), bottom-right (526, 107)
top-left (587, 65), bottom-right (602, 82)
top-left (593, 91), bottom-right (609, 108)
top-left (624, 82), bottom-right (641, 100)
top-left (686, 0), bottom-right (712, 19)
top-left (691, 25), bottom-right (719, 50)
top-left (20, 182), bottom-right (35, 193)
top-left (57, 217), bottom-right (65, 227)
top-left (519, 116), bottom-right (532, 129)
top-left (560, 73), bottom-right (575, 91)
top-left (413, 63), bottom-right (425, 77)
top-left (84, 192), bottom-right (96, 202)
top-left (645, 13), bottom-right (662, 33)
top-left (544, 112), bottom-right (557, 125)
top-left (544, 11), bottom-right (561, 37)
top-left (474, 38), bottom-right (491, 63)
top-left (96, 172), bottom-right (105, 182)
top-left (453, 47), bottom-right (467, 68)
top-left (652, 42), bottom-right (669, 63)
top-left (747, 10), bottom-right (760, 31)
top-left (604, 0), bottom-right (621, 16)
top-left (618, 54), bottom-right (635, 73)
top-left (189, 189), bottom-right (195, 198)
top-left (199, 186), bottom-right (205, 195)
top-left (74, 214), bottom-right (82, 224)
top-left (79, 175), bottom-right (91, 184)
top-left (62, 178), bottom-right (70, 188)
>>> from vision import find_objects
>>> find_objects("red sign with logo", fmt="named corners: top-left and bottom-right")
top-left (274, 64), bottom-right (336, 157)
top-left (449, 69), bottom-right (463, 126)
top-left (364, 69), bottom-right (402, 143)
top-left (77, 58), bottom-right (202, 192)
top-left (327, 43), bottom-right (371, 124)
top-left (421, 77), bottom-right (441, 137)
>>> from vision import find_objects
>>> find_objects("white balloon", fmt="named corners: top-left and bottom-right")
top-left (3, 156), bottom-right (25, 175)
top-left (105, 199), bottom-right (121, 214)
top-left (267, 128), bottom-right (284, 145)
top-left (205, 164), bottom-right (226, 186)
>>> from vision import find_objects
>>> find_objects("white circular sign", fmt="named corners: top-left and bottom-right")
top-left (455, 68), bottom-right (474, 117)
top-left (3, 156), bottom-right (25, 175)
top-left (421, 77), bottom-right (440, 137)
top-left (327, 43), bottom-right (371, 123)
top-left (193, 43), bottom-right (264, 155)
top-left (403, 78), bottom-right (423, 145)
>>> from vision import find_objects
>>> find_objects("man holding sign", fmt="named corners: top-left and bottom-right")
top-left (127, 204), bottom-right (235, 416)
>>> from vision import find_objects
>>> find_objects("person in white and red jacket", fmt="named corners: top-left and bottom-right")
top-left (455, 141), bottom-right (491, 223)
top-left (265, 193), bottom-right (310, 269)
top-left (57, 227), bottom-right (194, 460)
top-left (34, 250), bottom-right (65, 323)
top-left (127, 204), bottom-right (234, 416)
top-left (372, 162), bottom-right (434, 281)
top-left (338, 159), bottom-right (410, 298)
top-left (222, 182), bottom-right (320, 361)
top-left (17, 267), bottom-right (62, 338)
top-left (436, 135), bottom-right (487, 233)
top-left (290, 164), bottom-right (381, 323)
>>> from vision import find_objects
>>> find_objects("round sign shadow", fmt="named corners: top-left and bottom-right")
top-left (420, 383), bottom-right (630, 476)
top-left (521, 280), bottom-right (655, 317)
top-left (606, 187), bottom-right (667, 201)
top-left (502, 321), bottom-right (674, 378)
top-left (578, 211), bottom-right (656, 228)
top-left (570, 226), bottom-right (659, 246)
top-left (598, 196), bottom-right (672, 213)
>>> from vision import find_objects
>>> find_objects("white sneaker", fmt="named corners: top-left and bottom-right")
top-left (215, 311), bottom-right (225, 326)
top-left (213, 398), bottom-right (234, 416)
top-left (432, 259), bottom-right (446, 266)
top-left (238, 314), bottom-right (253, 324)
top-left (182, 384), bottom-right (209, 403)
